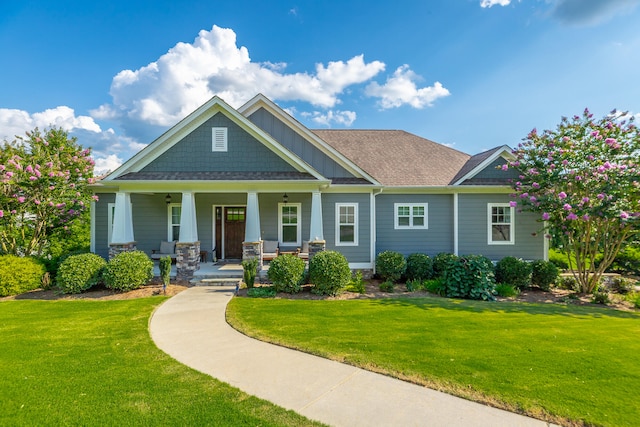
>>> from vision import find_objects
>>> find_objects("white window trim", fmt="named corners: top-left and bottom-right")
top-left (168, 203), bottom-right (182, 242)
top-left (394, 203), bottom-right (428, 230)
top-left (278, 202), bottom-right (301, 246)
top-left (212, 127), bottom-right (228, 152)
top-left (107, 203), bottom-right (115, 245)
top-left (488, 203), bottom-right (515, 245)
top-left (335, 203), bottom-right (358, 246)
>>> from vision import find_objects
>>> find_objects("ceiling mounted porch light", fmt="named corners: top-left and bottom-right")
top-left (165, 194), bottom-right (172, 205)
top-left (283, 193), bottom-right (289, 204)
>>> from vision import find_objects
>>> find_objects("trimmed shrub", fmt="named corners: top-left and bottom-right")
top-left (345, 270), bottom-right (366, 294)
top-left (241, 258), bottom-right (259, 289)
top-left (159, 256), bottom-right (172, 290)
top-left (405, 253), bottom-right (433, 281)
top-left (443, 254), bottom-right (496, 301)
top-left (247, 286), bottom-right (276, 298)
top-left (379, 280), bottom-right (394, 292)
top-left (495, 256), bottom-right (532, 289)
top-left (0, 255), bottom-right (46, 297)
top-left (592, 290), bottom-right (610, 305)
top-left (267, 254), bottom-right (305, 293)
top-left (531, 260), bottom-right (559, 291)
top-left (608, 277), bottom-right (636, 294)
top-left (423, 278), bottom-right (445, 295)
top-left (627, 292), bottom-right (640, 309)
top-left (375, 251), bottom-right (406, 283)
top-left (557, 276), bottom-right (578, 291)
top-left (596, 246), bottom-right (640, 276)
top-left (56, 253), bottom-right (106, 294)
top-left (433, 252), bottom-right (458, 278)
top-left (309, 250), bottom-right (351, 296)
top-left (103, 251), bottom-right (153, 292)
top-left (548, 249), bottom-right (569, 270)
top-left (405, 279), bottom-right (423, 292)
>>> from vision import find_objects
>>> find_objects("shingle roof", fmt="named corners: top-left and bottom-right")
top-left (113, 171), bottom-right (316, 181)
top-left (312, 130), bottom-right (470, 186)
top-left (450, 146), bottom-right (504, 185)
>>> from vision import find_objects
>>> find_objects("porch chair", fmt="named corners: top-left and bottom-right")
top-left (151, 240), bottom-right (177, 262)
top-left (298, 240), bottom-right (309, 261)
top-left (262, 240), bottom-right (279, 261)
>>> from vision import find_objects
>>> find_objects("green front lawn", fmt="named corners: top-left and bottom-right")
top-left (227, 297), bottom-right (640, 426)
top-left (0, 298), bottom-right (323, 426)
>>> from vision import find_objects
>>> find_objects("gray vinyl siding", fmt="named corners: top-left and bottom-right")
top-left (375, 194), bottom-right (453, 257)
top-left (458, 194), bottom-right (544, 261)
top-left (248, 108), bottom-right (355, 178)
top-left (461, 158), bottom-right (519, 184)
top-left (257, 193), bottom-right (312, 251)
top-left (142, 112), bottom-right (296, 173)
top-left (322, 193), bottom-right (371, 263)
top-left (93, 193), bottom-right (115, 259)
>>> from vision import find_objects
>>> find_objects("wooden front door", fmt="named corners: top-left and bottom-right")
top-left (223, 207), bottom-right (245, 259)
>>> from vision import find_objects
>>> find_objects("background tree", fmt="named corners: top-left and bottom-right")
top-left (505, 109), bottom-right (639, 293)
top-left (0, 127), bottom-right (96, 256)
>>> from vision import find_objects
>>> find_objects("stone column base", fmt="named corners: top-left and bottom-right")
top-left (176, 242), bottom-right (200, 280)
top-left (309, 240), bottom-right (326, 261)
top-left (108, 242), bottom-right (137, 260)
top-left (243, 241), bottom-right (263, 270)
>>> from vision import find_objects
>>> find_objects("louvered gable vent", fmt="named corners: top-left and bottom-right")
top-left (212, 127), bottom-right (228, 152)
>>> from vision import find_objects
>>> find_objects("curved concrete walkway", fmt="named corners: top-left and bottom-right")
top-left (150, 286), bottom-right (554, 427)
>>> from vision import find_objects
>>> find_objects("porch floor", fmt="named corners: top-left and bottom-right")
top-left (152, 259), bottom-right (272, 279)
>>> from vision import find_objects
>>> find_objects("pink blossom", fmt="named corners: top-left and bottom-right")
top-left (582, 197), bottom-right (590, 203)
top-left (620, 211), bottom-right (629, 219)
top-left (501, 164), bottom-right (508, 171)
top-left (558, 192), bottom-right (567, 199)
top-left (91, 195), bottom-right (99, 201)
top-left (532, 182), bottom-right (540, 189)
top-left (575, 176), bottom-right (582, 181)
top-left (0, 165), bottom-right (4, 171)
top-left (583, 214), bottom-right (590, 221)
top-left (509, 201), bottom-right (518, 207)
top-left (29, 176), bottom-right (37, 181)
top-left (0, 210), bottom-right (3, 218)
top-left (542, 212), bottom-right (550, 221)
top-left (529, 196), bottom-right (537, 203)
top-left (587, 155), bottom-right (594, 161)
top-left (563, 203), bottom-right (572, 211)
top-left (49, 186), bottom-right (55, 190)
top-left (562, 160), bottom-right (569, 166)
top-left (17, 196), bottom-right (25, 203)
top-left (6, 171), bottom-right (13, 178)
top-left (520, 192), bottom-right (529, 199)
top-left (603, 161), bottom-right (612, 169)
top-left (46, 161), bottom-right (53, 168)
top-left (566, 213), bottom-right (578, 220)
top-left (34, 200), bottom-right (41, 205)
top-left (25, 165), bottom-right (34, 173)
top-left (605, 137), bottom-right (617, 145)
top-left (597, 193), bottom-right (605, 200)
top-left (591, 130), bottom-right (599, 137)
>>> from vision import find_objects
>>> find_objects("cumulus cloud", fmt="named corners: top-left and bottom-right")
top-left (480, 0), bottom-right (511, 7)
top-left (302, 110), bottom-right (357, 127)
top-left (365, 65), bottom-right (450, 109)
top-left (0, 106), bottom-right (101, 142)
top-left (94, 153), bottom-right (125, 176)
top-left (550, 0), bottom-right (640, 26)
top-left (93, 25), bottom-right (385, 138)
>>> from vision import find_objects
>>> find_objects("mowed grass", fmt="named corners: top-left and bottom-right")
top-left (0, 298), bottom-right (324, 427)
top-left (227, 297), bottom-right (640, 426)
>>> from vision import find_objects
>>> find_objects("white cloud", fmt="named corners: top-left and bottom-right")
top-left (302, 110), bottom-right (357, 127)
top-left (0, 106), bottom-right (101, 142)
top-left (94, 153), bottom-right (124, 176)
top-left (365, 65), bottom-right (450, 109)
top-left (94, 25), bottom-right (385, 137)
top-left (550, 0), bottom-right (640, 26)
top-left (480, 0), bottom-right (511, 8)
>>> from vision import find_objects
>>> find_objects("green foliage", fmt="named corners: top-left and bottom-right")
top-left (495, 256), bottom-right (532, 289)
top-left (379, 280), bottom-right (394, 292)
top-left (548, 249), bottom-right (569, 270)
top-left (405, 279), bottom-right (423, 292)
top-left (309, 250), bottom-right (351, 296)
top-left (103, 251), bottom-right (153, 292)
top-left (159, 256), bottom-right (172, 288)
top-left (507, 109), bottom-right (640, 294)
top-left (0, 255), bottom-right (45, 296)
top-left (591, 290), bottom-right (610, 305)
top-left (247, 286), bottom-right (276, 298)
top-left (423, 278), bottom-right (445, 295)
top-left (267, 254), bottom-right (305, 293)
top-left (443, 254), bottom-right (496, 301)
top-left (626, 292), bottom-right (640, 309)
top-left (56, 253), bottom-right (106, 294)
top-left (433, 252), bottom-right (458, 278)
top-left (607, 276), bottom-right (636, 294)
top-left (495, 283), bottom-right (520, 298)
top-left (530, 259), bottom-right (559, 291)
top-left (0, 127), bottom-right (96, 256)
top-left (375, 251), bottom-right (406, 283)
top-left (345, 270), bottom-right (366, 293)
top-left (557, 276), bottom-right (578, 291)
top-left (596, 245), bottom-right (640, 275)
top-left (241, 258), bottom-right (259, 289)
top-left (405, 253), bottom-right (433, 281)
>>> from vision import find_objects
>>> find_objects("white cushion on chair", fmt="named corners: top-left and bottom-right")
top-left (160, 240), bottom-right (176, 254)
top-left (301, 240), bottom-right (309, 254)
top-left (263, 240), bottom-right (279, 253)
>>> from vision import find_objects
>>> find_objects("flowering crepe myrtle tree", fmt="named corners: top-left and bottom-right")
top-left (0, 127), bottom-right (97, 256)
top-left (504, 109), bottom-right (639, 294)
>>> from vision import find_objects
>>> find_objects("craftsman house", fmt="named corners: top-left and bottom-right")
top-left (90, 94), bottom-right (546, 278)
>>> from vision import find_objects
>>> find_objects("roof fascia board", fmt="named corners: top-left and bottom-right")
top-left (239, 94), bottom-right (381, 186)
top-left (451, 145), bottom-right (515, 186)
top-left (381, 185), bottom-right (512, 195)
top-left (92, 179), bottom-right (331, 194)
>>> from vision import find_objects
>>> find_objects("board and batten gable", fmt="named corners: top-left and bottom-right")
top-left (140, 112), bottom-right (297, 173)
top-left (458, 193), bottom-right (544, 260)
top-left (248, 107), bottom-right (355, 179)
top-left (322, 193), bottom-right (371, 263)
top-left (375, 194), bottom-right (454, 256)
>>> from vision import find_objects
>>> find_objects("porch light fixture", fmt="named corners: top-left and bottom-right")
top-left (165, 194), bottom-right (172, 205)
top-left (283, 193), bottom-right (289, 204)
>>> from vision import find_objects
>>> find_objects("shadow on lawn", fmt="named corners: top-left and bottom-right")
top-left (374, 296), bottom-right (640, 319)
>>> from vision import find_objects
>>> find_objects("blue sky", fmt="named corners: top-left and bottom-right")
top-left (1, 0), bottom-right (639, 174)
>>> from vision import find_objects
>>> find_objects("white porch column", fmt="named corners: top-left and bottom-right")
top-left (245, 192), bottom-right (261, 242)
top-left (111, 192), bottom-right (135, 244)
top-left (309, 191), bottom-right (324, 241)
top-left (178, 192), bottom-right (198, 242)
